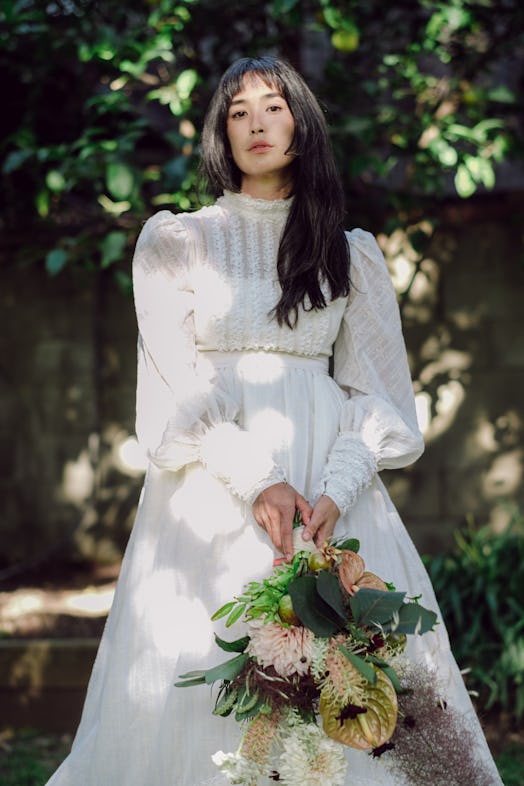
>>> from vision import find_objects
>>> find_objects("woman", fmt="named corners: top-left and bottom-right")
top-left (47, 56), bottom-right (502, 785)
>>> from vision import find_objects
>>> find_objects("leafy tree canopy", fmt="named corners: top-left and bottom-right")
top-left (1, 0), bottom-right (523, 284)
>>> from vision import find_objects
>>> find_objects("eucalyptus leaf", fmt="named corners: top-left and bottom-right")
top-left (333, 538), bottom-right (360, 553)
top-left (204, 653), bottom-right (249, 685)
top-left (316, 570), bottom-right (346, 621)
top-left (350, 589), bottom-right (406, 626)
top-left (385, 601), bottom-right (437, 635)
top-left (288, 575), bottom-right (341, 637)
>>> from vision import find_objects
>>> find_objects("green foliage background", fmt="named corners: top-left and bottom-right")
top-left (1, 0), bottom-right (523, 290)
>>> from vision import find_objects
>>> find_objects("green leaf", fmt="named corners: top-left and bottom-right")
top-left (339, 645), bottom-right (376, 684)
top-left (36, 188), bottom-right (50, 218)
top-left (386, 602), bottom-right (438, 635)
top-left (368, 657), bottom-right (403, 692)
top-left (332, 538), bottom-right (360, 553)
top-left (106, 162), bottom-right (135, 201)
top-left (176, 68), bottom-right (198, 100)
top-left (455, 163), bottom-right (476, 198)
top-left (2, 149), bottom-right (33, 174)
top-left (226, 602), bottom-right (247, 627)
top-left (288, 575), bottom-right (342, 637)
top-left (211, 601), bottom-right (236, 621)
top-left (214, 634), bottom-right (250, 653)
top-left (45, 248), bottom-right (68, 276)
top-left (177, 669), bottom-right (207, 678)
top-left (316, 570), bottom-right (346, 620)
top-left (350, 589), bottom-right (406, 626)
top-left (46, 170), bottom-right (66, 192)
top-left (213, 687), bottom-right (238, 716)
top-left (174, 669), bottom-right (206, 687)
top-left (204, 653), bottom-right (249, 685)
top-left (331, 27), bottom-right (359, 52)
top-left (174, 676), bottom-right (206, 687)
top-left (100, 230), bottom-right (127, 268)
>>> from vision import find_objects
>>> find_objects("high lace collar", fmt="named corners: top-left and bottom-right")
top-left (218, 189), bottom-right (293, 221)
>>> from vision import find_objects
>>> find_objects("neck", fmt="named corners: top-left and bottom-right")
top-left (240, 173), bottom-right (293, 201)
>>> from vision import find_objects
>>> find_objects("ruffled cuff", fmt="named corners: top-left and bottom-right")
top-left (315, 432), bottom-right (377, 516)
top-left (149, 412), bottom-right (286, 506)
top-left (340, 394), bottom-right (424, 471)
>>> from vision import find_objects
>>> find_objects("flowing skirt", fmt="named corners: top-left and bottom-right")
top-left (46, 351), bottom-right (502, 785)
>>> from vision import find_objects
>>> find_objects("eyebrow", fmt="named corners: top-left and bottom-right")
top-left (229, 92), bottom-right (283, 106)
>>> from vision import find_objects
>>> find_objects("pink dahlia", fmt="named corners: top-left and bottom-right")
top-left (247, 620), bottom-right (313, 677)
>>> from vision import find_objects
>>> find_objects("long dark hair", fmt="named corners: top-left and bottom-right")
top-left (200, 56), bottom-right (350, 328)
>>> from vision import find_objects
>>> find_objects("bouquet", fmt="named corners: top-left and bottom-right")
top-left (176, 524), bottom-right (464, 786)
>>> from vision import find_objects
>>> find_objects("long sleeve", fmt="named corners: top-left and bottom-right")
top-left (133, 211), bottom-right (286, 503)
top-left (318, 228), bottom-right (424, 514)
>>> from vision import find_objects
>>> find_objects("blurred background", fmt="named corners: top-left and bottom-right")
top-left (1, 1), bottom-right (523, 783)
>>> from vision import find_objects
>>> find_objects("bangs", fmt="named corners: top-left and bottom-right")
top-left (219, 58), bottom-right (286, 104)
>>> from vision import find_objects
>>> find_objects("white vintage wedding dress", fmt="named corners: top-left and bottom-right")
top-left (47, 191), bottom-right (502, 786)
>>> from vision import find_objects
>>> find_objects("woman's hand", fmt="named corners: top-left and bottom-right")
top-left (301, 495), bottom-right (340, 548)
top-left (253, 483), bottom-right (313, 561)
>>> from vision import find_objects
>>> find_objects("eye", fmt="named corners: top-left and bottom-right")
top-left (267, 104), bottom-right (283, 113)
top-left (229, 109), bottom-right (247, 120)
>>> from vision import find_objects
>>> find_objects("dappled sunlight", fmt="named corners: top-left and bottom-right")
top-left (65, 586), bottom-right (115, 616)
top-left (249, 408), bottom-right (295, 452)
top-left (61, 450), bottom-right (94, 505)
top-left (2, 592), bottom-right (44, 621)
top-left (237, 351), bottom-right (287, 384)
top-left (193, 266), bottom-right (233, 332)
top-left (416, 378), bottom-right (467, 443)
top-left (415, 391), bottom-right (431, 435)
top-left (172, 468), bottom-right (240, 542)
top-left (389, 254), bottom-right (415, 291)
top-left (483, 450), bottom-right (522, 498)
top-left (116, 435), bottom-right (148, 475)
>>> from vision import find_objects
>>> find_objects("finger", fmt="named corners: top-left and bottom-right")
top-left (295, 494), bottom-right (313, 525)
top-left (313, 521), bottom-right (330, 547)
top-left (268, 511), bottom-right (283, 553)
top-left (280, 512), bottom-right (294, 562)
top-left (301, 510), bottom-right (322, 542)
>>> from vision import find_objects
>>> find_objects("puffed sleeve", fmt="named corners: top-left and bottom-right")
top-left (317, 228), bottom-right (424, 514)
top-left (133, 210), bottom-right (286, 503)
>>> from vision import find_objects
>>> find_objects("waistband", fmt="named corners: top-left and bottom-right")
top-left (198, 349), bottom-right (329, 374)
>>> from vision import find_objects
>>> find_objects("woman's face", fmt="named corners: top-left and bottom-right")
top-left (226, 74), bottom-right (295, 190)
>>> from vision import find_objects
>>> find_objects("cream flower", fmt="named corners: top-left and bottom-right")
top-left (277, 723), bottom-right (347, 786)
top-left (211, 750), bottom-right (261, 785)
top-left (247, 620), bottom-right (313, 677)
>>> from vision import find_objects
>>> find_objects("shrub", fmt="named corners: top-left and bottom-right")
top-left (424, 510), bottom-right (524, 724)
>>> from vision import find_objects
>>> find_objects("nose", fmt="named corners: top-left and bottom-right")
top-left (250, 108), bottom-right (264, 134)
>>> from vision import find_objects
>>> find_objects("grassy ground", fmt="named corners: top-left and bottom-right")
top-left (0, 728), bottom-right (522, 785)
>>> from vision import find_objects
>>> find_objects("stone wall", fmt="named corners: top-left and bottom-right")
top-left (1, 195), bottom-right (523, 570)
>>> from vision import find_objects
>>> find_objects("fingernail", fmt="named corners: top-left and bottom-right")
top-left (302, 531), bottom-right (311, 541)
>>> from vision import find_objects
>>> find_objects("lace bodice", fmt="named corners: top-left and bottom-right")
top-left (135, 190), bottom-right (346, 358)
top-left (132, 190), bottom-right (424, 510)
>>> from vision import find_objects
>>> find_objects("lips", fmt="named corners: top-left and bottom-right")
top-left (248, 141), bottom-right (273, 152)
